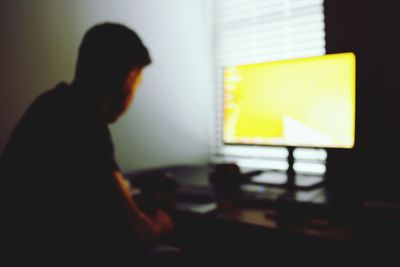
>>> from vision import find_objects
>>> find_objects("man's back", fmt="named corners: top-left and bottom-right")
top-left (1, 83), bottom-right (141, 263)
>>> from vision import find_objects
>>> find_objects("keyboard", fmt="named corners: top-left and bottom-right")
top-left (175, 184), bottom-right (287, 203)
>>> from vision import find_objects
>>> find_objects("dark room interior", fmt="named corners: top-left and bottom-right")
top-left (1, 0), bottom-right (400, 264)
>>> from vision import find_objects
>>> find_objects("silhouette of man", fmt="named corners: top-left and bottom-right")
top-left (1, 23), bottom-right (174, 264)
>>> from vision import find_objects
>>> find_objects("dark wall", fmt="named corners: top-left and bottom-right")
top-left (325, 0), bottom-right (400, 202)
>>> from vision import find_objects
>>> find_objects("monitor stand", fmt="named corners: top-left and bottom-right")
top-left (286, 146), bottom-right (296, 191)
top-left (248, 147), bottom-right (325, 190)
top-left (286, 146), bottom-right (326, 190)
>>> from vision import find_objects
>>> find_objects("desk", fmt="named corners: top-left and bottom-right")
top-left (215, 207), bottom-right (358, 242)
top-left (126, 164), bottom-right (399, 261)
top-left (127, 166), bottom-right (356, 235)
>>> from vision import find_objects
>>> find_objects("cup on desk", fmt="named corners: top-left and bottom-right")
top-left (208, 163), bottom-right (248, 210)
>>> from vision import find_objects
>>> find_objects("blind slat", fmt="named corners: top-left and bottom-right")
top-left (214, 2), bottom-right (323, 24)
top-left (211, 0), bottom-right (326, 168)
top-left (214, 0), bottom-right (323, 17)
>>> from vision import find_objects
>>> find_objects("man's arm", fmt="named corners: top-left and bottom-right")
top-left (113, 171), bottom-right (174, 242)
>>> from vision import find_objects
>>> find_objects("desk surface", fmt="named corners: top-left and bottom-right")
top-left (216, 207), bottom-right (358, 242)
top-left (126, 166), bottom-right (400, 245)
top-left (127, 166), bottom-right (400, 262)
top-left (127, 164), bottom-right (360, 242)
top-left (127, 164), bottom-right (328, 202)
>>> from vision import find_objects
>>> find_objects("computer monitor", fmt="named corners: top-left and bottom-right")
top-left (223, 52), bottom-right (356, 148)
top-left (223, 52), bottom-right (356, 188)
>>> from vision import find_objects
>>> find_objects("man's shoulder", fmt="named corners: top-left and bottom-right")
top-left (32, 82), bottom-right (101, 126)
top-left (15, 82), bottom-right (104, 144)
top-left (34, 82), bottom-right (73, 110)
top-left (24, 82), bottom-right (72, 120)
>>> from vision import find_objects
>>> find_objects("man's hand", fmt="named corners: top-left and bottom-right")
top-left (151, 209), bottom-right (175, 234)
top-left (113, 171), bottom-right (174, 242)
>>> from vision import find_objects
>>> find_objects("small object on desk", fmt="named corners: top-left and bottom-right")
top-left (175, 202), bottom-right (218, 214)
top-left (240, 184), bottom-right (286, 202)
top-left (208, 163), bottom-right (250, 190)
top-left (208, 163), bottom-right (249, 209)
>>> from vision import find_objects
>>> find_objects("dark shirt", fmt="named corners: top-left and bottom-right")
top-left (1, 83), bottom-right (141, 263)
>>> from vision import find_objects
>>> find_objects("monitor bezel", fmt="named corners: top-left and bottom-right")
top-left (221, 52), bottom-right (356, 150)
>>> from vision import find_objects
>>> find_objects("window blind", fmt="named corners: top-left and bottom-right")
top-left (211, 0), bottom-right (326, 174)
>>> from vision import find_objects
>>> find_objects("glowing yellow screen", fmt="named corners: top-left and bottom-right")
top-left (223, 53), bottom-right (356, 148)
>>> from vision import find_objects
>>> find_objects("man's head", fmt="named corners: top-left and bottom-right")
top-left (73, 23), bottom-right (151, 122)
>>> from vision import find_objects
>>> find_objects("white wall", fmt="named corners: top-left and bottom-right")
top-left (0, 0), bottom-right (213, 172)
